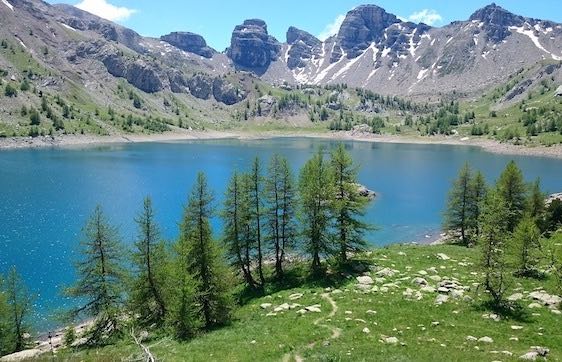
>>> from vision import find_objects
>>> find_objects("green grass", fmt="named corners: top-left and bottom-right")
top-left (45, 243), bottom-right (562, 361)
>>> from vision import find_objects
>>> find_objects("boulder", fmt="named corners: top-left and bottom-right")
top-left (187, 74), bottom-right (213, 99)
top-left (478, 336), bottom-right (494, 343)
top-left (356, 275), bottom-right (374, 285)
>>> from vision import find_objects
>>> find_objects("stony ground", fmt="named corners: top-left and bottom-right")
top-left (31, 244), bottom-right (562, 362)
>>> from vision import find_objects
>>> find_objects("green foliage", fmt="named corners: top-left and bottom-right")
top-left (249, 158), bottom-right (266, 288)
top-left (130, 197), bottom-right (168, 326)
top-left (65, 206), bottom-right (126, 345)
top-left (63, 326), bottom-right (76, 348)
top-left (29, 109), bottom-right (41, 126)
top-left (444, 164), bottom-right (487, 246)
top-left (0, 268), bottom-right (33, 354)
top-left (479, 190), bottom-right (511, 307)
top-left (299, 150), bottom-right (335, 273)
top-left (496, 161), bottom-right (527, 232)
top-left (264, 154), bottom-right (297, 278)
top-left (178, 172), bottom-right (233, 329)
top-left (222, 171), bottom-right (257, 289)
top-left (330, 145), bottom-right (370, 264)
top-left (511, 217), bottom-right (542, 276)
top-left (4, 83), bottom-right (17, 97)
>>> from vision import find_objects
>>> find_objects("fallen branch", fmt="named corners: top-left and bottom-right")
top-left (130, 327), bottom-right (155, 362)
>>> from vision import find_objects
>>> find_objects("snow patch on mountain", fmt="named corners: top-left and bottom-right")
top-left (1, 0), bottom-right (14, 11)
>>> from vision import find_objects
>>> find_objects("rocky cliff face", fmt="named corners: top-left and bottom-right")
top-left (286, 27), bottom-right (321, 69)
top-left (335, 5), bottom-right (401, 59)
top-left (227, 19), bottom-right (281, 73)
top-left (160, 32), bottom-right (215, 58)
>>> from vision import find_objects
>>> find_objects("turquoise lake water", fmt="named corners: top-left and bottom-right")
top-left (0, 137), bottom-right (561, 328)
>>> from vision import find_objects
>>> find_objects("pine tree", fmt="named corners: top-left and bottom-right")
top-left (66, 206), bottom-right (126, 344)
top-left (3, 267), bottom-right (32, 353)
top-left (299, 150), bottom-right (334, 273)
top-left (512, 217), bottom-right (542, 276)
top-left (223, 171), bottom-right (257, 288)
top-left (131, 197), bottom-right (167, 326)
top-left (249, 158), bottom-right (265, 288)
top-left (179, 172), bottom-right (232, 329)
top-left (496, 161), bottom-right (527, 232)
top-left (265, 155), bottom-right (297, 278)
top-left (479, 191), bottom-right (511, 307)
top-left (330, 145), bottom-right (370, 264)
top-left (444, 163), bottom-right (474, 246)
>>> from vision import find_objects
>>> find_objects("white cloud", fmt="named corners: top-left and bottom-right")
top-left (318, 14), bottom-right (346, 41)
top-left (407, 9), bottom-right (442, 26)
top-left (75, 0), bottom-right (136, 22)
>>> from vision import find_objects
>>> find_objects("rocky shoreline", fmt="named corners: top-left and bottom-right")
top-left (2, 130), bottom-right (562, 159)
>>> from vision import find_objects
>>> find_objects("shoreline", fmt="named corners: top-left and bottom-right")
top-left (1, 129), bottom-right (562, 159)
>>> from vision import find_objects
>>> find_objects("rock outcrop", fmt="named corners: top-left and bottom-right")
top-left (160, 32), bottom-right (215, 58)
top-left (227, 19), bottom-right (281, 72)
top-left (212, 77), bottom-right (247, 105)
top-left (468, 3), bottom-right (524, 42)
top-left (286, 26), bottom-right (321, 69)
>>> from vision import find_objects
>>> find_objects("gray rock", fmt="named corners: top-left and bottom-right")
top-left (212, 77), bottom-right (247, 105)
top-left (227, 19), bottom-right (281, 73)
top-left (160, 32), bottom-right (215, 58)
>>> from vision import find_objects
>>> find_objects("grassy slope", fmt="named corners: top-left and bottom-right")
top-left (47, 244), bottom-right (561, 362)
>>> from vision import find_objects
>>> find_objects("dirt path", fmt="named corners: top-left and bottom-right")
top-left (282, 293), bottom-right (341, 361)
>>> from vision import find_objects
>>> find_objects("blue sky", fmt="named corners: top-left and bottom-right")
top-left (47, 0), bottom-right (562, 51)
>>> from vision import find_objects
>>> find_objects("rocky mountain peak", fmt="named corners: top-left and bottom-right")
top-left (336, 4), bottom-right (401, 59)
top-left (227, 18), bottom-right (281, 73)
top-left (160, 31), bottom-right (215, 58)
top-left (286, 26), bottom-right (321, 69)
top-left (469, 3), bottom-right (524, 42)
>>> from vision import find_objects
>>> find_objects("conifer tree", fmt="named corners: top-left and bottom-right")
top-left (179, 172), bottom-right (232, 329)
top-left (249, 158), bottom-right (265, 288)
top-left (265, 155), bottom-right (297, 278)
top-left (469, 171), bottom-right (488, 239)
top-left (223, 171), bottom-right (257, 288)
top-left (3, 268), bottom-right (32, 353)
top-left (479, 191), bottom-right (511, 307)
top-left (330, 145), bottom-right (370, 264)
top-left (0, 275), bottom-right (8, 356)
top-left (131, 197), bottom-right (167, 325)
top-left (512, 216), bottom-right (542, 276)
top-left (299, 150), bottom-right (334, 273)
top-left (444, 163), bottom-right (474, 246)
top-left (496, 161), bottom-right (527, 232)
top-left (66, 206), bottom-right (126, 344)
top-left (527, 178), bottom-right (545, 221)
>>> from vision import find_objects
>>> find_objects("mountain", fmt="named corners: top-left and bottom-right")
top-left (1, 0), bottom-right (562, 139)
top-left (257, 3), bottom-right (562, 98)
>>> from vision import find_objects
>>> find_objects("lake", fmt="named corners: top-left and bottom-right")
top-left (1, 137), bottom-right (561, 328)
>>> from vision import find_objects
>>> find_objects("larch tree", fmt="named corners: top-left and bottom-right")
top-left (0, 275), bottom-right (9, 356)
top-left (479, 191), bottom-right (511, 307)
top-left (444, 163), bottom-right (474, 246)
top-left (512, 216), bottom-right (542, 276)
top-left (249, 157), bottom-right (265, 288)
top-left (496, 161), bottom-right (527, 232)
top-left (299, 150), bottom-right (335, 273)
top-left (223, 171), bottom-right (257, 289)
top-left (66, 206), bottom-right (126, 345)
top-left (1, 268), bottom-right (32, 354)
top-left (469, 170), bottom-right (488, 239)
top-left (179, 172), bottom-right (232, 329)
top-left (131, 197), bottom-right (168, 326)
top-left (265, 154), bottom-right (297, 278)
top-left (330, 144), bottom-right (370, 264)
top-left (527, 178), bottom-right (545, 221)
